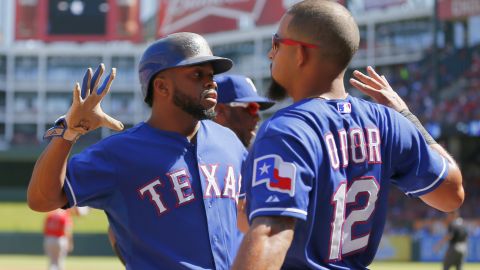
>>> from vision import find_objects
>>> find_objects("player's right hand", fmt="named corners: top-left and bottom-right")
top-left (349, 66), bottom-right (409, 113)
top-left (63, 63), bottom-right (124, 141)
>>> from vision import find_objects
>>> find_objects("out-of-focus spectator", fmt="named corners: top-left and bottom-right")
top-left (43, 209), bottom-right (73, 270)
top-left (434, 211), bottom-right (468, 270)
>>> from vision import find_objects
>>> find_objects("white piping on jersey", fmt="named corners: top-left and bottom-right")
top-left (406, 157), bottom-right (447, 196)
top-left (65, 177), bottom-right (77, 206)
top-left (249, 207), bottom-right (308, 220)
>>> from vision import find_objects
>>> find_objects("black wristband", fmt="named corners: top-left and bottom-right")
top-left (399, 109), bottom-right (437, 145)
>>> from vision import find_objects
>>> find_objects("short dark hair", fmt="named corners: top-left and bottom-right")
top-left (144, 81), bottom-right (154, 108)
top-left (144, 71), bottom-right (164, 108)
top-left (287, 0), bottom-right (360, 69)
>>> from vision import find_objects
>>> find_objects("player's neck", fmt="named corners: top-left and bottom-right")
top-left (147, 107), bottom-right (200, 142)
top-left (295, 77), bottom-right (347, 102)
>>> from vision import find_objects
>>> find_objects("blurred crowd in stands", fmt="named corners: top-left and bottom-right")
top-left (347, 44), bottom-right (480, 237)
top-left (384, 146), bottom-right (480, 237)
top-left (358, 44), bottom-right (480, 137)
top-left (279, 41), bottom-right (480, 237)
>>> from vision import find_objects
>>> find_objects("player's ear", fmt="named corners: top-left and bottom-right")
top-left (214, 104), bottom-right (229, 125)
top-left (152, 75), bottom-right (170, 97)
top-left (296, 46), bottom-right (308, 67)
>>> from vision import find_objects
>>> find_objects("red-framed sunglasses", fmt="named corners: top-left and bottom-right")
top-left (271, 33), bottom-right (319, 51)
top-left (227, 102), bottom-right (261, 116)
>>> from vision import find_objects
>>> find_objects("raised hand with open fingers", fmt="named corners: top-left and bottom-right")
top-left (44, 64), bottom-right (124, 142)
top-left (349, 66), bottom-right (409, 112)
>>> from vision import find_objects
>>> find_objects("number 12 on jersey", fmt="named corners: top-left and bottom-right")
top-left (329, 177), bottom-right (379, 260)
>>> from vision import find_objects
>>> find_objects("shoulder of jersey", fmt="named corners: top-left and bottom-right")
top-left (258, 106), bottom-right (315, 140)
top-left (203, 120), bottom-right (245, 147)
top-left (270, 98), bottom-right (328, 120)
top-left (94, 122), bottom-right (143, 146)
top-left (354, 95), bottom-right (395, 113)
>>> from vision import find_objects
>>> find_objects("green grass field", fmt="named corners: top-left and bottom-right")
top-left (0, 255), bottom-right (123, 270)
top-left (0, 202), bottom-right (109, 232)
top-left (0, 256), bottom-right (479, 270)
top-left (1, 203), bottom-right (480, 269)
top-left (371, 262), bottom-right (480, 269)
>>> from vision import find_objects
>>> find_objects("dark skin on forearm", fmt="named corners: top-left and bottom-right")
top-left (232, 216), bottom-right (296, 270)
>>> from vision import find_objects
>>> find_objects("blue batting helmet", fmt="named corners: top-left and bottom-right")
top-left (138, 32), bottom-right (233, 102)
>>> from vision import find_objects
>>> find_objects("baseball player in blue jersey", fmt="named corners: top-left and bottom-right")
top-left (232, 1), bottom-right (464, 269)
top-left (214, 74), bottom-right (275, 148)
top-left (28, 32), bottom-right (247, 269)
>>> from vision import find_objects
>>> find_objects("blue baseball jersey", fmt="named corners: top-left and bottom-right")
top-left (64, 121), bottom-right (247, 270)
top-left (243, 96), bottom-right (448, 269)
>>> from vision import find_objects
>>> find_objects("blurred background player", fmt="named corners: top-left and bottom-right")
top-left (434, 210), bottom-right (468, 270)
top-left (214, 74), bottom-right (274, 149)
top-left (43, 209), bottom-right (73, 270)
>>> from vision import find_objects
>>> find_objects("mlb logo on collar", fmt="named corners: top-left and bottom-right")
top-left (337, 102), bottom-right (351, 114)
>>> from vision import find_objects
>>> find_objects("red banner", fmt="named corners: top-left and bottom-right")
top-left (157, 0), bottom-right (346, 37)
top-left (438, 0), bottom-right (480, 20)
top-left (15, 0), bottom-right (142, 42)
top-left (15, 0), bottom-right (40, 40)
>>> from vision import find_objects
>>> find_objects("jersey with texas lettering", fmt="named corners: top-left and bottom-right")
top-left (64, 121), bottom-right (247, 270)
top-left (243, 96), bottom-right (448, 269)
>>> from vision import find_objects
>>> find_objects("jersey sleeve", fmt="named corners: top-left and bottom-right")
top-left (244, 130), bottom-right (316, 222)
top-left (389, 111), bottom-right (449, 197)
top-left (64, 143), bottom-right (118, 209)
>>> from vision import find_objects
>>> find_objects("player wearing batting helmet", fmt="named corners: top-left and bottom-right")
top-left (232, 1), bottom-right (464, 269)
top-left (28, 32), bottom-right (247, 269)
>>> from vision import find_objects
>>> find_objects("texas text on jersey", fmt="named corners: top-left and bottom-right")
top-left (64, 121), bottom-right (247, 270)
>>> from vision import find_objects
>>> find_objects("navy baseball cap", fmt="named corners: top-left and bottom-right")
top-left (215, 75), bottom-right (275, 110)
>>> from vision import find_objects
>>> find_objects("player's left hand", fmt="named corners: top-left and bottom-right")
top-left (349, 66), bottom-right (409, 112)
top-left (62, 64), bottom-right (124, 141)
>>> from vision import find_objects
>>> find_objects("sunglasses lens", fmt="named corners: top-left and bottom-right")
top-left (247, 103), bottom-right (260, 116)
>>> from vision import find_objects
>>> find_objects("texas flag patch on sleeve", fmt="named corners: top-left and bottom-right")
top-left (252, 155), bottom-right (296, 197)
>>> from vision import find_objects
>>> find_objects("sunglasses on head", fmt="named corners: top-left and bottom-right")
top-left (271, 33), bottom-right (319, 51)
top-left (227, 102), bottom-right (261, 116)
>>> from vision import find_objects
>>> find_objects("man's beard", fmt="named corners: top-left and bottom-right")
top-left (172, 88), bottom-right (216, 120)
top-left (268, 77), bottom-right (288, 101)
